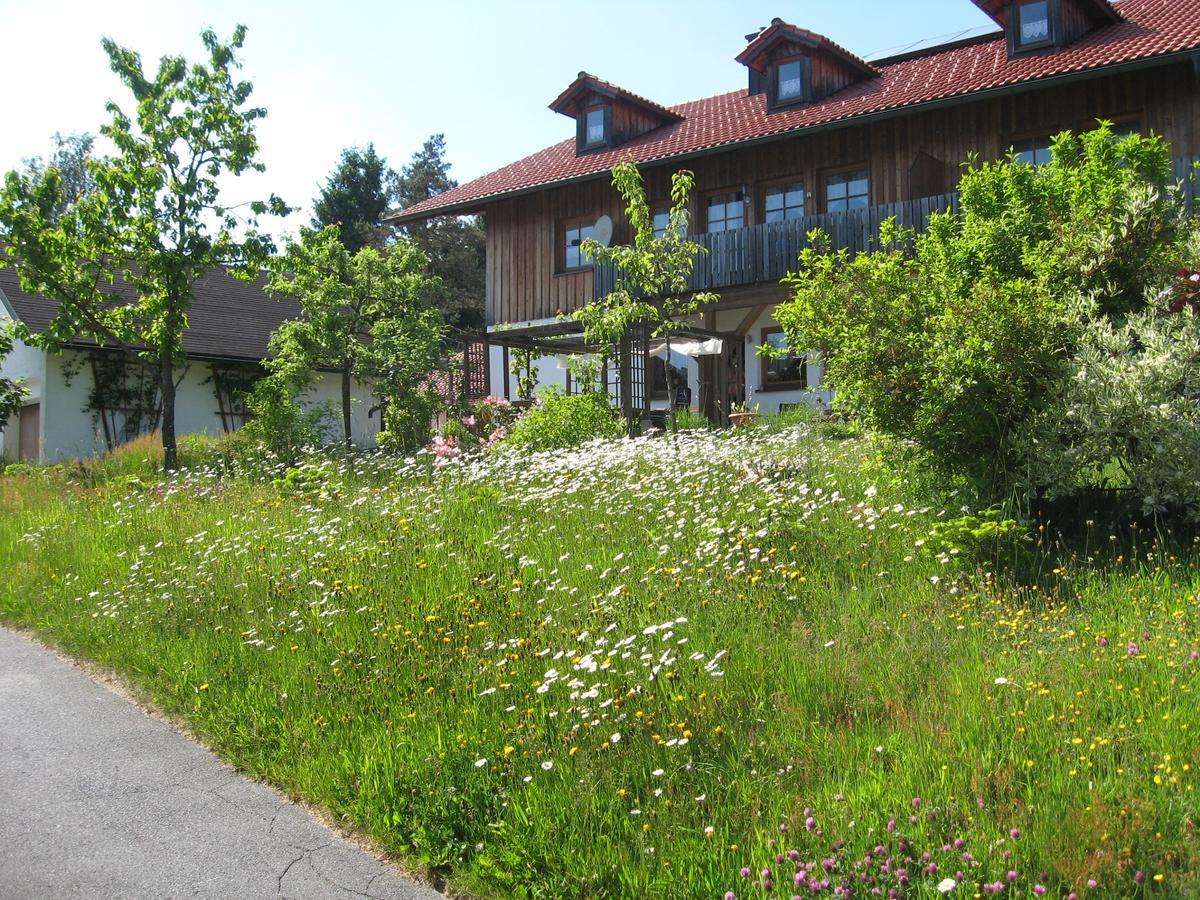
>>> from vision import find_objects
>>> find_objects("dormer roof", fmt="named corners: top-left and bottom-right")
top-left (549, 72), bottom-right (683, 124)
top-left (969, 0), bottom-right (1121, 26)
top-left (735, 18), bottom-right (878, 79)
top-left (387, 0), bottom-right (1200, 225)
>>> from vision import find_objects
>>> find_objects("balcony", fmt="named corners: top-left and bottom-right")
top-left (594, 154), bottom-right (1200, 299)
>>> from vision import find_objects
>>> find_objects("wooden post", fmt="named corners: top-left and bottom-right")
top-left (618, 331), bottom-right (636, 437)
top-left (460, 341), bottom-right (471, 409)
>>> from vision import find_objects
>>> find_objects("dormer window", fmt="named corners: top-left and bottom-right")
top-left (775, 60), bottom-right (804, 104)
top-left (737, 19), bottom-right (878, 113)
top-left (1016, 0), bottom-right (1052, 49)
top-left (584, 108), bottom-right (607, 147)
top-left (972, 0), bottom-right (1121, 60)
top-left (550, 72), bottom-right (682, 158)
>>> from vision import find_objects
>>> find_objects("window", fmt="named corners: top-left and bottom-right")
top-left (764, 181), bottom-right (806, 223)
top-left (1011, 136), bottom-right (1053, 167)
top-left (653, 207), bottom-right (672, 239)
top-left (706, 191), bottom-right (744, 233)
top-left (1016, 0), bottom-right (1052, 48)
top-left (584, 108), bottom-right (607, 146)
top-left (761, 328), bottom-right (807, 389)
top-left (775, 59), bottom-right (804, 104)
top-left (826, 170), bottom-right (869, 213)
top-left (650, 351), bottom-right (690, 400)
top-left (561, 220), bottom-right (595, 270)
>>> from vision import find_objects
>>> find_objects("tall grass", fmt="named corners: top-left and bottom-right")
top-left (2, 426), bottom-right (1198, 898)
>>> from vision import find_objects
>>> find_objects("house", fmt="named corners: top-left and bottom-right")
top-left (386, 0), bottom-right (1200, 425)
top-left (0, 267), bottom-right (382, 462)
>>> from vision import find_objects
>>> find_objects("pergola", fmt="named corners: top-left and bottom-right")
top-left (476, 318), bottom-right (745, 431)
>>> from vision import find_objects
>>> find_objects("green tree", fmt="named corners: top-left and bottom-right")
top-left (266, 225), bottom-right (445, 449)
top-left (0, 326), bottom-right (28, 434)
top-left (575, 161), bottom-right (716, 430)
top-left (21, 133), bottom-right (97, 221)
top-left (0, 27), bottom-right (286, 469)
top-left (393, 135), bottom-right (485, 330)
top-left (312, 144), bottom-right (394, 253)
top-left (774, 125), bottom-right (1183, 499)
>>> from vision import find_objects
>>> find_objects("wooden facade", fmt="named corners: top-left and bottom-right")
top-left (484, 62), bottom-right (1200, 327)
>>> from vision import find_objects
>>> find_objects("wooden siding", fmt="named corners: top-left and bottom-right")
top-left (484, 63), bottom-right (1200, 326)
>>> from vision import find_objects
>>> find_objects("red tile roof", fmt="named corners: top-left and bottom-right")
top-left (735, 19), bottom-right (878, 77)
top-left (387, 0), bottom-right (1200, 224)
top-left (970, 0), bottom-right (1120, 26)
top-left (549, 72), bottom-right (684, 123)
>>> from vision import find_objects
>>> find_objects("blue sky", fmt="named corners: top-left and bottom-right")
top-left (0, 1), bottom-right (995, 240)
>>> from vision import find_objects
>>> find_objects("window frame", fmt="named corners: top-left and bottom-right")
top-left (823, 166), bottom-right (870, 214)
top-left (760, 177), bottom-right (807, 224)
top-left (1009, 0), bottom-right (1056, 55)
top-left (704, 188), bottom-right (746, 234)
top-left (768, 56), bottom-right (810, 110)
top-left (1007, 133), bottom-right (1054, 167)
top-left (649, 350), bottom-right (691, 400)
top-left (577, 104), bottom-right (612, 153)
top-left (759, 326), bottom-right (808, 391)
top-left (558, 216), bottom-right (597, 273)
top-left (650, 203), bottom-right (683, 240)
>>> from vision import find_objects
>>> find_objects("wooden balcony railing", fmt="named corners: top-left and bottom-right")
top-left (594, 154), bottom-right (1200, 299)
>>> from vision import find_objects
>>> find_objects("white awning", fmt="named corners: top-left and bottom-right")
top-left (648, 338), bottom-right (724, 358)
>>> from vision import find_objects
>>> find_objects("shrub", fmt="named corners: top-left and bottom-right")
top-left (503, 388), bottom-right (623, 453)
top-left (377, 388), bottom-right (444, 456)
top-left (776, 125), bottom-right (1185, 501)
top-left (1015, 277), bottom-right (1200, 521)
top-left (239, 376), bottom-right (332, 463)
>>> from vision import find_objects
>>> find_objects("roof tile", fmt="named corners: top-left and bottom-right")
top-left (389, 0), bottom-right (1200, 223)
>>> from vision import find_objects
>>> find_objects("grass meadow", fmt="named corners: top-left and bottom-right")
top-left (2, 424), bottom-right (1199, 898)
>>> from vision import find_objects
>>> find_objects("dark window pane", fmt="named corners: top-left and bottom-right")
top-left (827, 181), bottom-right (847, 200)
top-left (764, 331), bottom-right (806, 385)
top-left (786, 187), bottom-right (806, 208)
top-left (765, 192), bottom-right (783, 211)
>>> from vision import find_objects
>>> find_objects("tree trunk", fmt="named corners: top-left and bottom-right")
top-left (342, 367), bottom-right (353, 450)
top-left (160, 353), bottom-right (178, 471)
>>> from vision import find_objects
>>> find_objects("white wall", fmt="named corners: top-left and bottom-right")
top-left (0, 303), bottom-right (47, 461)
top-left (36, 350), bottom-right (381, 463)
top-left (713, 305), bottom-right (833, 414)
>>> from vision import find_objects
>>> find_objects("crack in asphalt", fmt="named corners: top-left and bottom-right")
top-left (276, 841), bottom-right (332, 896)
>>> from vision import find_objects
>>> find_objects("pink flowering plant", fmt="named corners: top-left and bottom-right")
top-left (427, 395), bottom-right (517, 462)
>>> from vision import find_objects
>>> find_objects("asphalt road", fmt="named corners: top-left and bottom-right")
top-left (0, 626), bottom-right (443, 900)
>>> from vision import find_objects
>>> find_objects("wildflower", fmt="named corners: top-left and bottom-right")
top-left (610, 732), bottom-right (622, 744)
top-left (937, 878), bottom-right (957, 894)
top-left (474, 758), bottom-right (487, 768)
top-left (541, 760), bottom-right (553, 771)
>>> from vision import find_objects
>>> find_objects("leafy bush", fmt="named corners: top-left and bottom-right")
top-left (776, 125), bottom-right (1186, 502)
top-left (238, 376), bottom-right (332, 463)
top-left (377, 388), bottom-right (444, 456)
top-left (503, 388), bottom-right (623, 452)
top-left (1016, 276), bottom-right (1200, 520)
